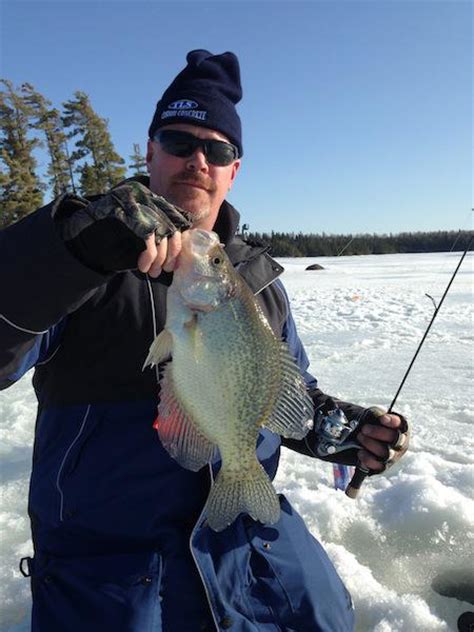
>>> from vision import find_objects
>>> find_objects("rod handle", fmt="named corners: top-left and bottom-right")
top-left (345, 406), bottom-right (386, 498)
top-left (345, 465), bottom-right (370, 498)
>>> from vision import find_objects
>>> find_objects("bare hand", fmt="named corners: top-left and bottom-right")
top-left (138, 232), bottom-right (183, 277)
top-left (357, 413), bottom-right (408, 472)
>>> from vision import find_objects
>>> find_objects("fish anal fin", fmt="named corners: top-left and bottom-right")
top-left (156, 364), bottom-right (216, 471)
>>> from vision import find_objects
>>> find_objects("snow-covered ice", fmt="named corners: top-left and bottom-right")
top-left (1, 251), bottom-right (472, 631)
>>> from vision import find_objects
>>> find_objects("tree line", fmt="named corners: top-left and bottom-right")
top-left (0, 80), bottom-right (147, 228)
top-left (245, 229), bottom-right (473, 257)
top-left (1, 81), bottom-right (472, 256)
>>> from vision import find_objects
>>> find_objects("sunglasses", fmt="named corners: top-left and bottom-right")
top-left (153, 130), bottom-right (239, 166)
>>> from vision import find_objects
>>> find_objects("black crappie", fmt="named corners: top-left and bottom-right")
top-left (144, 229), bottom-right (313, 531)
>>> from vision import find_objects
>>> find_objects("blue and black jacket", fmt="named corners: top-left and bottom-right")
top-left (0, 188), bottom-right (357, 632)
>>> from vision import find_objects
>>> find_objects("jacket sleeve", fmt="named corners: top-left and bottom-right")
top-left (277, 280), bottom-right (366, 465)
top-left (0, 195), bottom-right (112, 389)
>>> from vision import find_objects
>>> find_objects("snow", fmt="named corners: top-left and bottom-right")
top-left (1, 251), bottom-right (472, 631)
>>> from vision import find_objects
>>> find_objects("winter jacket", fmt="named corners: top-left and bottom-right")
top-left (0, 190), bottom-right (355, 632)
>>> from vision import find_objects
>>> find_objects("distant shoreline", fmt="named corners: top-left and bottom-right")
top-left (243, 229), bottom-right (473, 257)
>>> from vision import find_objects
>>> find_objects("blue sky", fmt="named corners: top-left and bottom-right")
top-left (1, 1), bottom-right (472, 235)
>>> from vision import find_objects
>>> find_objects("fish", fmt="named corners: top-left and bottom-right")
top-left (144, 228), bottom-right (314, 531)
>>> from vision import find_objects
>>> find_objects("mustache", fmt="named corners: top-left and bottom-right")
top-left (171, 171), bottom-right (216, 192)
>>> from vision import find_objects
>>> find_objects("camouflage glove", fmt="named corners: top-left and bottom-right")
top-left (57, 181), bottom-right (192, 273)
top-left (357, 406), bottom-right (410, 474)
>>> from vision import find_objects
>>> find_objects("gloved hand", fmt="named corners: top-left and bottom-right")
top-left (57, 180), bottom-right (192, 273)
top-left (356, 406), bottom-right (410, 474)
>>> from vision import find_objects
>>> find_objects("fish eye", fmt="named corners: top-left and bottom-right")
top-left (212, 256), bottom-right (222, 265)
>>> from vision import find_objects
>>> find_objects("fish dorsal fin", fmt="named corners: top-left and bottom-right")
top-left (263, 343), bottom-right (314, 439)
top-left (155, 363), bottom-right (217, 471)
top-left (143, 329), bottom-right (173, 369)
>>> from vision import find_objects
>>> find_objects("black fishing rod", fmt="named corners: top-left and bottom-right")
top-left (345, 234), bottom-right (473, 498)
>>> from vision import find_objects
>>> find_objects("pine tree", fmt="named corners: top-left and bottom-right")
top-left (22, 83), bottom-right (75, 197)
top-left (62, 91), bottom-right (126, 196)
top-left (129, 143), bottom-right (147, 177)
top-left (0, 79), bottom-right (44, 228)
top-left (79, 162), bottom-right (100, 196)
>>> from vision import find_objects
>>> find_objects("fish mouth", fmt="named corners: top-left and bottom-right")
top-left (182, 229), bottom-right (220, 254)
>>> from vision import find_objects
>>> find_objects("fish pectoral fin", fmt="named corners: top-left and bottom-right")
top-left (264, 343), bottom-right (315, 440)
top-left (156, 364), bottom-right (217, 471)
top-left (183, 313), bottom-right (198, 330)
top-left (143, 329), bottom-right (173, 369)
top-left (205, 460), bottom-right (280, 532)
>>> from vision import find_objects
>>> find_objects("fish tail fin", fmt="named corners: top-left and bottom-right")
top-left (205, 460), bottom-right (280, 532)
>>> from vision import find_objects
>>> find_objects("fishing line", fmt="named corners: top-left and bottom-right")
top-left (422, 211), bottom-right (473, 309)
top-left (336, 235), bottom-right (355, 257)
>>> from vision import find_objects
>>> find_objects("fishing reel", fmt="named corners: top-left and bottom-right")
top-left (313, 407), bottom-right (360, 458)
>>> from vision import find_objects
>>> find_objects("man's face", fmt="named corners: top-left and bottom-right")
top-left (146, 123), bottom-right (241, 230)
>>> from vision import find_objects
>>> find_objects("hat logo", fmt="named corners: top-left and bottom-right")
top-left (168, 100), bottom-right (199, 110)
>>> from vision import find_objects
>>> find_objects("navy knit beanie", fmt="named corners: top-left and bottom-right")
top-left (148, 49), bottom-right (243, 157)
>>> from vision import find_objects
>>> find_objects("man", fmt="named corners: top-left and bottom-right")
top-left (0, 50), bottom-right (408, 631)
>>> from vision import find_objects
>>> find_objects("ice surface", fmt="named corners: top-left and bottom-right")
top-left (1, 252), bottom-right (472, 631)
